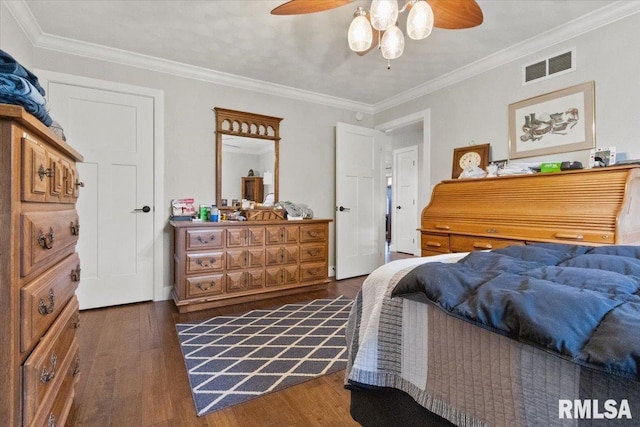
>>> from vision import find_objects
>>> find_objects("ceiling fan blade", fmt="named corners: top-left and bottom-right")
top-left (429, 0), bottom-right (483, 29)
top-left (271, 0), bottom-right (353, 15)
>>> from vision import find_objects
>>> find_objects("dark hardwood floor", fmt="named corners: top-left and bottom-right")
top-left (67, 251), bottom-right (414, 426)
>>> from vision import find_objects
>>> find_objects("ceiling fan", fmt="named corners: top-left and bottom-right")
top-left (271, 0), bottom-right (484, 30)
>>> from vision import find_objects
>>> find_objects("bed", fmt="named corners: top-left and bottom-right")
top-left (345, 244), bottom-right (640, 426)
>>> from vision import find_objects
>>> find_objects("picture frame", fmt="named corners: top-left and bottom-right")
top-left (508, 81), bottom-right (595, 159)
top-left (452, 143), bottom-right (490, 179)
top-left (589, 146), bottom-right (616, 168)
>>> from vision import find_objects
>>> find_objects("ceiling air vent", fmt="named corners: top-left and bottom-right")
top-left (523, 48), bottom-right (575, 85)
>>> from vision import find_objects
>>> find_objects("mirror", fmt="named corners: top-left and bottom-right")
top-left (214, 108), bottom-right (282, 208)
top-left (221, 136), bottom-right (275, 204)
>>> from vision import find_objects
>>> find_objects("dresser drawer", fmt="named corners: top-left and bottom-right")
top-left (31, 341), bottom-right (79, 427)
top-left (186, 228), bottom-right (225, 250)
top-left (421, 233), bottom-right (450, 253)
top-left (186, 251), bottom-right (225, 274)
top-left (265, 225), bottom-right (299, 245)
top-left (23, 297), bottom-right (79, 427)
top-left (299, 224), bottom-right (327, 243)
top-left (186, 274), bottom-right (224, 298)
top-left (300, 262), bottom-right (327, 282)
top-left (21, 253), bottom-right (81, 353)
top-left (22, 137), bottom-right (77, 204)
top-left (265, 245), bottom-right (299, 265)
top-left (21, 210), bottom-right (80, 277)
top-left (299, 244), bottom-right (326, 262)
top-left (450, 235), bottom-right (525, 252)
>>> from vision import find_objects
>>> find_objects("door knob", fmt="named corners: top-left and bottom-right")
top-left (396, 205), bottom-right (402, 209)
top-left (337, 206), bottom-right (351, 212)
top-left (134, 205), bottom-right (151, 213)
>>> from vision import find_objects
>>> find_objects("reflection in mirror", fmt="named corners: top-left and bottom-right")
top-left (221, 135), bottom-right (275, 204)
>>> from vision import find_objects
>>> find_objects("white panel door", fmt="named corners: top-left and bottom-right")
top-left (47, 84), bottom-right (154, 309)
top-left (335, 122), bottom-right (386, 280)
top-left (393, 146), bottom-right (418, 254)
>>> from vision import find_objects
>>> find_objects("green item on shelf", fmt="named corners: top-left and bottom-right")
top-left (540, 162), bottom-right (562, 173)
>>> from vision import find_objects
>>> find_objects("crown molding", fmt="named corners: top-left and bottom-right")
top-left (2, 0), bottom-right (373, 114)
top-left (373, 1), bottom-right (640, 113)
top-left (5, 0), bottom-right (640, 116)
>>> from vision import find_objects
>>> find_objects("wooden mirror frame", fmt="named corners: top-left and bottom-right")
top-left (214, 107), bottom-right (283, 207)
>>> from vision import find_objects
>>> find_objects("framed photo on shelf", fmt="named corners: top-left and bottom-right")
top-left (589, 147), bottom-right (616, 167)
top-left (509, 81), bottom-right (595, 159)
top-left (452, 143), bottom-right (490, 179)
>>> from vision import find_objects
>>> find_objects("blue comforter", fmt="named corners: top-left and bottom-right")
top-left (392, 243), bottom-right (640, 380)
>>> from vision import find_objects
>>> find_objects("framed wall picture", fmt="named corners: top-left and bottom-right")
top-left (452, 143), bottom-right (490, 178)
top-left (508, 81), bottom-right (595, 159)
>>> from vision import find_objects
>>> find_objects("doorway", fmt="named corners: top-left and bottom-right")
top-left (380, 118), bottom-right (426, 258)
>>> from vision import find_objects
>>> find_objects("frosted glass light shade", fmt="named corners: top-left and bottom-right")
top-left (370, 0), bottom-right (398, 31)
top-left (380, 24), bottom-right (404, 59)
top-left (407, 0), bottom-right (434, 40)
top-left (348, 14), bottom-right (373, 52)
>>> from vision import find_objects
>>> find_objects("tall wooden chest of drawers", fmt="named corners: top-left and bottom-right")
top-left (0, 104), bottom-right (83, 426)
top-left (170, 219), bottom-right (332, 313)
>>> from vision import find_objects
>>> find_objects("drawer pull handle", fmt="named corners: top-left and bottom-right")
top-left (308, 231), bottom-right (318, 238)
top-left (38, 227), bottom-right (55, 249)
top-left (72, 312), bottom-right (81, 329)
top-left (38, 165), bottom-right (54, 181)
top-left (434, 224), bottom-right (450, 230)
top-left (425, 241), bottom-right (441, 248)
top-left (196, 282), bottom-right (214, 291)
top-left (38, 289), bottom-right (55, 315)
top-left (196, 235), bottom-right (216, 244)
top-left (308, 269), bottom-right (319, 276)
top-left (553, 233), bottom-right (584, 241)
top-left (40, 352), bottom-right (57, 384)
top-left (70, 220), bottom-right (80, 236)
top-left (72, 355), bottom-right (81, 376)
top-left (195, 258), bottom-right (216, 267)
top-left (48, 413), bottom-right (56, 427)
top-left (70, 264), bottom-right (82, 282)
top-left (473, 243), bottom-right (493, 249)
top-left (486, 228), bottom-right (498, 233)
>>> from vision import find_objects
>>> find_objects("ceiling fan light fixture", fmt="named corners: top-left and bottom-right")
top-left (370, 0), bottom-right (398, 31)
top-left (348, 7), bottom-right (373, 52)
top-left (380, 24), bottom-right (404, 60)
top-left (407, 0), bottom-right (434, 40)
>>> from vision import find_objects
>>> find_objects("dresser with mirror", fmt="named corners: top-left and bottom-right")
top-left (170, 108), bottom-right (331, 312)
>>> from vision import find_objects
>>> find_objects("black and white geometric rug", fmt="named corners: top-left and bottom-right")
top-left (176, 296), bottom-right (352, 416)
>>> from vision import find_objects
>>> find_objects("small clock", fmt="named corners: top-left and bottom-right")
top-left (452, 143), bottom-right (490, 178)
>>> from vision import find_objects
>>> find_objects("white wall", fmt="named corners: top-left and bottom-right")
top-left (375, 12), bottom-right (640, 191)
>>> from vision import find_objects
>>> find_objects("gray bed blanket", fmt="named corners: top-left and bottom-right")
top-left (391, 243), bottom-right (640, 381)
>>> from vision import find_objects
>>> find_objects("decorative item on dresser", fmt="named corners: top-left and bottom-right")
top-left (421, 165), bottom-right (640, 256)
top-left (451, 143), bottom-right (490, 178)
top-left (0, 104), bottom-right (83, 426)
top-left (170, 219), bottom-right (332, 313)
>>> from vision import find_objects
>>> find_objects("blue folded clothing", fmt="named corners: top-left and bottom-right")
top-left (0, 49), bottom-right (46, 96)
top-left (0, 92), bottom-right (52, 126)
top-left (0, 73), bottom-right (46, 105)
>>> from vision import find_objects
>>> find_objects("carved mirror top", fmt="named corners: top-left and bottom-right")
top-left (214, 107), bottom-right (282, 140)
top-left (215, 108), bottom-right (283, 207)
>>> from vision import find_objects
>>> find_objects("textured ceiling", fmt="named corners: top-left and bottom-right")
top-left (21, 0), bottom-right (622, 105)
